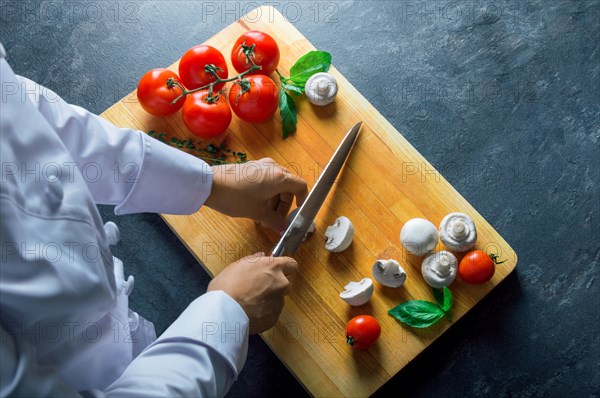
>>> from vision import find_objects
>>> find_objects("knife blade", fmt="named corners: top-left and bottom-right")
top-left (271, 121), bottom-right (362, 257)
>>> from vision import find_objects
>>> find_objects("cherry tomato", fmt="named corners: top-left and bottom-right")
top-left (458, 250), bottom-right (500, 284)
top-left (182, 91), bottom-right (232, 139)
top-left (231, 31), bottom-right (280, 76)
top-left (137, 68), bottom-right (185, 116)
top-left (345, 315), bottom-right (381, 350)
top-left (179, 45), bottom-right (228, 91)
top-left (229, 75), bottom-right (279, 123)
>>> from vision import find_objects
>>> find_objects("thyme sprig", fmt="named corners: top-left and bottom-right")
top-left (148, 130), bottom-right (247, 165)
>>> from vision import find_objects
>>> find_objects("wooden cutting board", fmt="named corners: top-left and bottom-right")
top-left (101, 6), bottom-right (517, 397)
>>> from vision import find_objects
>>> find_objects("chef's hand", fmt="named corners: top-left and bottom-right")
top-left (205, 158), bottom-right (308, 233)
top-left (208, 253), bottom-right (297, 334)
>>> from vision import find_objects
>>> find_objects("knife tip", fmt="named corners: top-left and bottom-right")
top-left (352, 121), bottom-right (362, 138)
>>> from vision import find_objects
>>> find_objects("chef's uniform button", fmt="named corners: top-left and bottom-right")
top-left (104, 221), bottom-right (121, 245)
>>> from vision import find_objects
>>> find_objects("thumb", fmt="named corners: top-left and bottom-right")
top-left (259, 208), bottom-right (288, 233)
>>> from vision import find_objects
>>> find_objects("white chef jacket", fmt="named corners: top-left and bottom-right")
top-left (0, 42), bottom-right (249, 397)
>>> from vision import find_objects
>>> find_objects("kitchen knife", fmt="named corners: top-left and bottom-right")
top-left (271, 121), bottom-right (362, 257)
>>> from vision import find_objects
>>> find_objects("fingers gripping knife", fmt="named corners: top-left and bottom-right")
top-left (271, 122), bottom-right (362, 257)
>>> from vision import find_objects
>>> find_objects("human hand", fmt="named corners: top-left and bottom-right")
top-left (207, 253), bottom-right (298, 334)
top-left (204, 158), bottom-right (308, 233)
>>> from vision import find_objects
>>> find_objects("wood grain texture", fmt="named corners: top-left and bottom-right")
top-left (100, 7), bottom-right (517, 397)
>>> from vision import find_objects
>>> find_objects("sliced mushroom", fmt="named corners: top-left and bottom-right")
top-left (339, 278), bottom-right (374, 306)
top-left (439, 212), bottom-right (477, 252)
top-left (372, 259), bottom-right (407, 288)
top-left (400, 218), bottom-right (439, 256)
top-left (305, 72), bottom-right (338, 106)
top-left (421, 250), bottom-right (458, 288)
top-left (324, 216), bottom-right (354, 252)
top-left (287, 208), bottom-right (315, 241)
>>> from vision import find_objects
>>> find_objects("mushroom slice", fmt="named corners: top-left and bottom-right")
top-left (287, 208), bottom-right (316, 241)
top-left (324, 216), bottom-right (354, 252)
top-left (439, 212), bottom-right (477, 252)
top-left (400, 218), bottom-right (439, 256)
top-left (339, 278), bottom-right (374, 306)
top-left (305, 72), bottom-right (338, 106)
top-left (372, 259), bottom-right (407, 288)
top-left (421, 250), bottom-right (458, 288)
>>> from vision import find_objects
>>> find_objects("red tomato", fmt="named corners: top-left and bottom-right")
top-left (458, 250), bottom-right (498, 284)
top-left (137, 68), bottom-right (185, 116)
top-left (182, 91), bottom-right (232, 139)
top-left (231, 31), bottom-right (280, 76)
top-left (229, 75), bottom-right (279, 123)
top-left (345, 315), bottom-right (381, 350)
top-left (179, 45), bottom-right (228, 91)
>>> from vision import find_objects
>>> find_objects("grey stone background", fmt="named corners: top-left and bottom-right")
top-left (1, 0), bottom-right (598, 396)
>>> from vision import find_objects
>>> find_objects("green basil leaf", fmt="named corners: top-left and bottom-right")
top-left (279, 88), bottom-right (297, 139)
top-left (388, 300), bottom-right (445, 328)
top-left (281, 80), bottom-right (304, 95)
top-left (289, 51), bottom-right (332, 85)
top-left (442, 287), bottom-right (453, 313)
top-left (433, 288), bottom-right (444, 308)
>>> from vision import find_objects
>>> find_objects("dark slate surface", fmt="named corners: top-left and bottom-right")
top-left (2, 1), bottom-right (598, 396)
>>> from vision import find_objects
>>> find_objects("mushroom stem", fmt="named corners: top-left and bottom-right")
top-left (317, 81), bottom-right (329, 95)
top-left (450, 220), bottom-right (469, 240)
top-left (434, 255), bottom-right (451, 276)
top-left (439, 213), bottom-right (478, 252)
top-left (421, 251), bottom-right (458, 288)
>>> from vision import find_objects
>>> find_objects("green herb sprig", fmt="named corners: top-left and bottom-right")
top-left (148, 130), bottom-right (247, 165)
top-left (276, 50), bottom-right (332, 138)
top-left (388, 287), bottom-right (453, 328)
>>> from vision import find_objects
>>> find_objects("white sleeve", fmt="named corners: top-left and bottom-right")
top-left (0, 326), bottom-right (81, 398)
top-left (1, 292), bottom-right (249, 398)
top-left (104, 291), bottom-right (249, 397)
top-left (16, 75), bottom-right (213, 215)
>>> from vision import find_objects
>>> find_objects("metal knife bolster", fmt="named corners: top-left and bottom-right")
top-left (271, 122), bottom-right (362, 256)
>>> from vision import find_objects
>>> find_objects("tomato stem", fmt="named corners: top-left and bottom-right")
top-left (489, 253), bottom-right (507, 265)
top-left (240, 36), bottom-right (261, 70)
top-left (233, 79), bottom-right (251, 106)
top-left (169, 60), bottom-right (262, 106)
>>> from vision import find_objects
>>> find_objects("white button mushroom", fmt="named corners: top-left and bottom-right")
top-left (287, 208), bottom-right (316, 241)
top-left (324, 216), bottom-right (354, 252)
top-left (305, 72), bottom-right (338, 106)
top-left (421, 250), bottom-right (458, 288)
top-left (400, 218), bottom-right (439, 256)
top-left (371, 259), bottom-right (407, 288)
top-left (439, 212), bottom-right (477, 252)
top-left (339, 278), bottom-right (374, 306)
